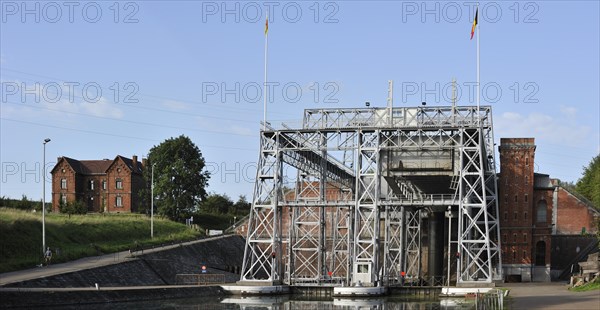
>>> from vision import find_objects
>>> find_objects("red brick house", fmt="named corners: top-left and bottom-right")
top-left (498, 138), bottom-right (599, 282)
top-left (51, 155), bottom-right (145, 213)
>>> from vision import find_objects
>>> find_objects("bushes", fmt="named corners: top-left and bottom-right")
top-left (58, 200), bottom-right (87, 217)
top-left (0, 195), bottom-right (44, 212)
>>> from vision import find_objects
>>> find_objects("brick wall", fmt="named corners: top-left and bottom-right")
top-left (51, 161), bottom-right (77, 212)
top-left (106, 158), bottom-right (134, 213)
top-left (51, 156), bottom-right (144, 213)
top-left (556, 188), bottom-right (599, 235)
top-left (498, 138), bottom-right (539, 266)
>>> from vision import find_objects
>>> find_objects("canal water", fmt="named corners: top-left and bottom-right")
top-left (51, 295), bottom-right (475, 309)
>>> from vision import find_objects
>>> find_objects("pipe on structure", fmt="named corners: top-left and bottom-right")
top-left (428, 212), bottom-right (445, 283)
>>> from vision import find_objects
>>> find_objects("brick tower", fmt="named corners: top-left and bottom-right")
top-left (498, 138), bottom-right (537, 281)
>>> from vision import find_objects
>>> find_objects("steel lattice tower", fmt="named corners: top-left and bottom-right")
top-left (239, 106), bottom-right (502, 287)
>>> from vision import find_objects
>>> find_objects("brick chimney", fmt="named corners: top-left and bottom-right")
top-left (132, 155), bottom-right (138, 170)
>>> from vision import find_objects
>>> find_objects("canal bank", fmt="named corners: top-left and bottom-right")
top-left (0, 285), bottom-right (224, 308)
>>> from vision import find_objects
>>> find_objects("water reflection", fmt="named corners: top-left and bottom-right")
top-left (71, 295), bottom-right (473, 310)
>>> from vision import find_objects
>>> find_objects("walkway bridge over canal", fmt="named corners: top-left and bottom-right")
top-left (239, 104), bottom-right (503, 292)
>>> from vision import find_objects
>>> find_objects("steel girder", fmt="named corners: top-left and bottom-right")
top-left (384, 205), bottom-right (404, 285)
top-left (241, 106), bottom-right (501, 286)
top-left (240, 133), bottom-right (283, 282)
top-left (456, 127), bottom-right (502, 284)
top-left (404, 209), bottom-right (422, 281)
top-left (352, 130), bottom-right (382, 285)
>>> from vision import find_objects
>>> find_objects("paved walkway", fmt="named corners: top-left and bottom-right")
top-left (0, 234), bottom-right (231, 286)
top-left (503, 282), bottom-right (600, 310)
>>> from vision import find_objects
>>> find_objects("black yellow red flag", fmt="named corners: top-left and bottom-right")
top-left (470, 8), bottom-right (478, 40)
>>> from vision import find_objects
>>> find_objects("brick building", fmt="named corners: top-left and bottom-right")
top-left (51, 155), bottom-right (145, 213)
top-left (498, 138), bottom-right (599, 282)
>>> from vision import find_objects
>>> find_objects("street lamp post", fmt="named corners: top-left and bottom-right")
top-left (151, 163), bottom-right (156, 238)
top-left (42, 138), bottom-right (51, 255)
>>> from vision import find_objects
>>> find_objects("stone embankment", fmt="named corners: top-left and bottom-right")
top-left (0, 235), bottom-right (245, 308)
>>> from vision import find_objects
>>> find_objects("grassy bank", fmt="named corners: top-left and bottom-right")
top-left (571, 277), bottom-right (600, 292)
top-left (0, 208), bottom-right (203, 273)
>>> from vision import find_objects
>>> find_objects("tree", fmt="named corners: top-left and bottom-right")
top-left (59, 199), bottom-right (87, 218)
top-left (232, 195), bottom-right (251, 215)
top-left (145, 135), bottom-right (210, 221)
top-left (200, 193), bottom-right (233, 214)
top-left (575, 154), bottom-right (600, 209)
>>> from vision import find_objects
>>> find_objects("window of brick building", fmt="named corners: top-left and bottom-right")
top-left (526, 157), bottom-right (529, 166)
top-left (61, 178), bottom-right (67, 189)
top-left (61, 194), bottom-right (67, 205)
top-left (523, 250), bottom-right (527, 260)
top-left (116, 178), bottom-right (123, 189)
top-left (523, 233), bottom-right (527, 242)
top-left (525, 176), bottom-right (528, 185)
top-left (504, 212), bottom-right (507, 221)
top-left (524, 211), bottom-right (528, 220)
top-left (513, 233), bottom-right (517, 242)
top-left (89, 180), bottom-right (94, 190)
top-left (512, 251), bottom-right (516, 260)
top-left (513, 211), bottom-right (518, 220)
top-left (514, 195), bottom-right (518, 203)
top-left (102, 180), bottom-right (106, 190)
top-left (116, 196), bottom-right (123, 207)
top-left (537, 200), bottom-right (547, 223)
top-left (525, 194), bottom-right (528, 202)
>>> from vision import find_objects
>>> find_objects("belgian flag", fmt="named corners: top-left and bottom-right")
top-left (470, 8), bottom-right (478, 40)
top-left (265, 16), bottom-right (269, 35)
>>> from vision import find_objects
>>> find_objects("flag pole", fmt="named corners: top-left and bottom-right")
top-left (476, 5), bottom-right (480, 115)
top-left (263, 14), bottom-right (269, 131)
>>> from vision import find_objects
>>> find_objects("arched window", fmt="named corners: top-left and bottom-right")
top-left (536, 200), bottom-right (547, 223)
top-left (535, 241), bottom-right (546, 266)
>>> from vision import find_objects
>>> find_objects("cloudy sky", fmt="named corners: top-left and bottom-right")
top-left (1, 0), bottom-right (598, 202)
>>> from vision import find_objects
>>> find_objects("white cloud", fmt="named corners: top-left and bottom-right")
top-left (559, 105), bottom-right (577, 120)
top-left (81, 97), bottom-right (124, 118)
top-left (495, 109), bottom-right (591, 147)
top-left (0, 79), bottom-right (124, 120)
top-left (161, 100), bottom-right (189, 111)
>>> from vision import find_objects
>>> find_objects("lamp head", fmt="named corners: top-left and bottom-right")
top-left (43, 138), bottom-right (51, 144)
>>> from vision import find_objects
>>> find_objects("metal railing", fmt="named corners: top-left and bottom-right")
top-left (387, 276), bottom-right (447, 287)
top-left (175, 273), bottom-right (225, 285)
top-left (475, 289), bottom-right (505, 310)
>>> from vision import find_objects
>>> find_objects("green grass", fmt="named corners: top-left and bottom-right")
top-left (0, 208), bottom-right (203, 273)
top-left (571, 277), bottom-right (600, 292)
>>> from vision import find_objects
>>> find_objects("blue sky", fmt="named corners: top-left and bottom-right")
top-left (1, 0), bottom-right (599, 202)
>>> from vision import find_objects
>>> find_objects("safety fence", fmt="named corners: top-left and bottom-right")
top-left (175, 274), bottom-right (225, 285)
top-left (475, 289), bottom-right (505, 310)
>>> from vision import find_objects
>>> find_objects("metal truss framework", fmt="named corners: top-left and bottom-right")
top-left (240, 106), bottom-right (502, 286)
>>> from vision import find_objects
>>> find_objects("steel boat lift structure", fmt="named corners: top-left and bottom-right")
top-left (236, 95), bottom-right (503, 295)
